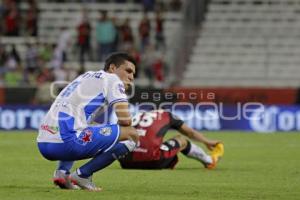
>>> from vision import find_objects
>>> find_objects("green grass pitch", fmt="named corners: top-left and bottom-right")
top-left (0, 131), bottom-right (299, 200)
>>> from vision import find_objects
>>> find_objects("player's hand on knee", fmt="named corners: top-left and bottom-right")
top-left (119, 126), bottom-right (139, 143)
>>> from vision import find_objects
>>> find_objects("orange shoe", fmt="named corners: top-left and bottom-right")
top-left (205, 143), bottom-right (224, 169)
top-left (205, 157), bottom-right (217, 169)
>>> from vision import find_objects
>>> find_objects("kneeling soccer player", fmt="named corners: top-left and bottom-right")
top-left (37, 53), bottom-right (139, 191)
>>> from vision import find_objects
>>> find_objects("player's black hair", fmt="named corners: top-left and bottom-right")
top-left (104, 52), bottom-right (137, 71)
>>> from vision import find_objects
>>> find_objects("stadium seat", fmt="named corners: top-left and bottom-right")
top-left (182, 0), bottom-right (300, 87)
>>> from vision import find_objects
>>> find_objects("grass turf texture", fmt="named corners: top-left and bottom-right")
top-left (0, 131), bottom-right (299, 200)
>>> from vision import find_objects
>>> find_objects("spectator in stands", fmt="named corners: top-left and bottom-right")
top-left (111, 16), bottom-right (120, 53)
top-left (9, 44), bottom-right (21, 65)
top-left (152, 53), bottom-right (166, 87)
top-left (56, 27), bottom-right (73, 63)
top-left (138, 12), bottom-right (151, 53)
top-left (4, 5), bottom-right (19, 36)
top-left (142, 44), bottom-right (167, 87)
top-left (36, 66), bottom-right (53, 85)
top-left (5, 49), bottom-right (18, 71)
top-left (2, 0), bottom-right (16, 17)
top-left (4, 65), bottom-right (23, 87)
top-left (76, 10), bottom-right (92, 71)
top-left (155, 11), bottom-right (165, 50)
top-left (25, 43), bottom-right (38, 73)
top-left (50, 44), bottom-right (64, 69)
top-left (38, 43), bottom-right (52, 62)
top-left (0, 44), bottom-right (8, 74)
top-left (119, 18), bottom-right (134, 51)
top-left (26, 70), bottom-right (38, 86)
top-left (95, 11), bottom-right (117, 61)
top-left (25, 0), bottom-right (38, 36)
top-left (2, 44), bottom-right (22, 86)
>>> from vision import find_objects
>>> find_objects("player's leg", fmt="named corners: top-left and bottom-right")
top-left (76, 126), bottom-right (138, 176)
top-left (53, 161), bottom-right (78, 189)
top-left (53, 163), bottom-right (79, 190)
top-left (71, 125), bottom-right (138, 191)
top-left (172, 135), bottom-right (214, 167)
top-left (37, 142), bottom-right (79, 189)
top-left (57, 161), bottom-right (74, 174)
top-left (148, 137), bottom-right (181, 169)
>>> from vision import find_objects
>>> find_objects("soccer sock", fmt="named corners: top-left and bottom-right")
top-left (57, 161), bottom-right (74, 174)
top-left (181, 141), bottom-right (212, 165)
top-left (78, 140), bottom-right (136, 178)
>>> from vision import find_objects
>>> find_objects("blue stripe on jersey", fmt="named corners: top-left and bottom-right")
top-left (58, 112), bottom-right (76, 142)
top-left (84, 93), bottom-right (106, 121)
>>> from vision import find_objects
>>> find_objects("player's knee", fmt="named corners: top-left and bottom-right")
top-left (119, 140), bottom-right (136, 152)
top-left (174, 135), bottom-right (188, 149)
top-left (119, 126), bottom-right (139, 143)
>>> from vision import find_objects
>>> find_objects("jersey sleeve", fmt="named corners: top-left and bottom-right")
top-left (106, 74), bottom-right (128, 106)
top-left (168, 112), bottom-right (184, 129)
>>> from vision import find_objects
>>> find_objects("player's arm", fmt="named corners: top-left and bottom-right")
top-left (113, 101), bottom-right (132, 126)
top-left (113, 101), bottom-right (139, 143)
top-left (169, 112), bottom-right (220, 150)
top-left (106, 74), bottom-right (132, 126)
top-left (178, 124), bottom-right (219, 150)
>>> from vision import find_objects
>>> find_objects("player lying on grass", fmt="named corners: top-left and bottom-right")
top-left (119, 109), bottom-right (224, 169)
top-left (37, 53), bottom-right (139, 191)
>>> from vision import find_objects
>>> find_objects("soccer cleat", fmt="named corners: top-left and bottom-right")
top-left (53, 170), bottom-right (80, 190)
top-left (205, 143), bottom-right (224, 169)
top-left (70, 171), bottom-right (102, 192)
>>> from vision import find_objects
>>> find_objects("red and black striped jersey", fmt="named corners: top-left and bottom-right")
top-left (131, 110), bottom-right (184, 161)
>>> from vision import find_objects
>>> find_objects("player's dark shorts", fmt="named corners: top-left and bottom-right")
top-left (119, 139), bottom-right (181, 169)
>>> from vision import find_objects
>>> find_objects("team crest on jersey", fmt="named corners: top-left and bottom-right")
top-left (77, 129), bottom-right (93, 145)
top-left (99, 127), bottom-right (112, 136)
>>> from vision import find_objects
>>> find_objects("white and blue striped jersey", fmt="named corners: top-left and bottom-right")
top-left (37, 70), bottom-right (127, 143)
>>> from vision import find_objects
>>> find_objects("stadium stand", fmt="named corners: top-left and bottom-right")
top-left (1, 1), bottom-right (182, 57)
top-left (36, 2), bottom-right (182, 69)
top-left (0, 1), bottom-right (184, 87)
top-left (182, 0), bottom-right (300, 87)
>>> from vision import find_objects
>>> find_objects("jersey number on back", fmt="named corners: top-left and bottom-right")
top-left (132, 110), bottom-right (163, 128)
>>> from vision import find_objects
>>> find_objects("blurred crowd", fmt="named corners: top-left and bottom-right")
top-left (0, 0), bottom-right (38, 37)
top-left (0, 0), bottom-right (183, 99)
top-left (76, 9), bottom-right (170, 83)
